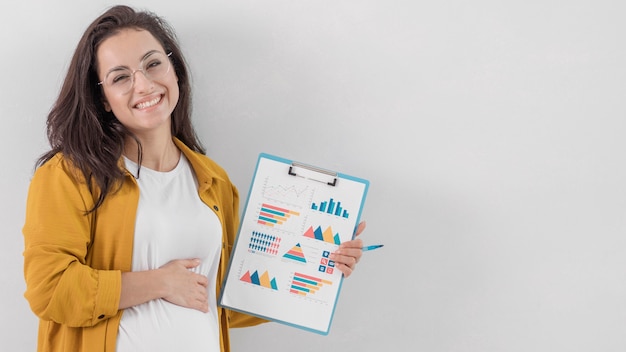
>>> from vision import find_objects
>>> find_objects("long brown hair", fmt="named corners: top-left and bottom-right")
top-left (38, 5), bottom-right (205, 212)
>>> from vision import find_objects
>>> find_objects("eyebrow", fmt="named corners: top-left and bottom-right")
top-left (104, 49), bottom-right (163, 75)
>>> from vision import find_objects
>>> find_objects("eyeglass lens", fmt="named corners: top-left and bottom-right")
top-left (103, 52), bottom-right (171, 93)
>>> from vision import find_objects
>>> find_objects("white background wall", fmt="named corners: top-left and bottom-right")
top-left (2, 1), bottom-right (625, 351)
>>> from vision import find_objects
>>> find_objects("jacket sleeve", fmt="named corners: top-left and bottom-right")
top-left (22, 158), bottom-right (121, 327)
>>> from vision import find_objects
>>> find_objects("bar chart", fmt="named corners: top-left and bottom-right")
top-left (257, 203), bottom-right (300, 227)
top-left (311, 197), bottom-right (350, 218)
top-left (290, 272), bottom-right (333, 297)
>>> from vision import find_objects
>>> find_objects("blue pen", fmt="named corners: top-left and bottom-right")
top-left (362, 244), bottom-right (384, 252)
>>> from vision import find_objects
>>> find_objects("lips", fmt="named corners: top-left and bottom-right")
top-left (134, 95), bottom-right (162, 109)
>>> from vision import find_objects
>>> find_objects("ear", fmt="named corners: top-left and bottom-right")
top-left (102, 99), bottom-right (112, 112)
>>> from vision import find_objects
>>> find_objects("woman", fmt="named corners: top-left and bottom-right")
top-left (22, 5), bottom-right (365, 352)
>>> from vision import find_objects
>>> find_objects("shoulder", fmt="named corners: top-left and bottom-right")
top-left (26, 153), bottom-right (96, 212)
top-left (32, 153), bottom-right (87, 185)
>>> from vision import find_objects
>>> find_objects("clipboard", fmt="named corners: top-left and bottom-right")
top-left (219, 153), bottom-right (369, 335)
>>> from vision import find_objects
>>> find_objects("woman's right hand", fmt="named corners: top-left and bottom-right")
top-left (158, 259), bottom-right (209, 313)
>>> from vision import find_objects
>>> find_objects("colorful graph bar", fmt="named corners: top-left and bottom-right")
top-left (311, 198), bottom-right (349, 218)
top-left (303, 225), bottom-right (341, 245)
top-left (257, 203), bottom-right (300, 227)
top-left (290, 272), bottom-right (333, 296)
top-left (240, 270), bottom-right (278, 290)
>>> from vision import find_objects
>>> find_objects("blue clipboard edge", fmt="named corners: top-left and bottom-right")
top-left (218, 152), bottom-right (370, 335)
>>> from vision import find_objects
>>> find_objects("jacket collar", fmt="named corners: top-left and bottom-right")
top-left (173, 137), bottom-right (225, 191)
top-left (120, 138), bottom-right (225, 192)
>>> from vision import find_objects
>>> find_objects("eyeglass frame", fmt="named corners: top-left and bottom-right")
top-left (97, 51), bottom-right (173, 94)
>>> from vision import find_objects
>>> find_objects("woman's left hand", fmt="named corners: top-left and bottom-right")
top-left (329, 221), bottom-right (367, 278)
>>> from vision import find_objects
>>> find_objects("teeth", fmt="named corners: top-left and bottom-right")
top-left (136, 96), bottom-right (161, 109)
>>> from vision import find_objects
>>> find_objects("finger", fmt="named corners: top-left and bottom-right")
top-left (196, 274), bottom-right (209, 287)
top-left (337, 263), bottom-right (354, 278)
top-left (198, 288), bottom-right (209, 312)
top-left (193, 296), bottom-right (209, 313)
top-left (335, 242), bottom-right (363, 261)
top-left (194, 287), bottom-right (208, 302)
top-left (191, 286), bottom-right (209, 312)
top-left (183, 258), bottom-right (202, 269)
top-left (342, 248), bottom-right (362, 263)
top-left (339, 238), bottom-right (363, 250)
top-left (353, 221), bottom-right (366, 237)
top-left (330, 251), bottom-right (359, 267)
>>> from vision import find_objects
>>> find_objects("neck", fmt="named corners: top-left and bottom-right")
top-left (124, 134), bottom-right (180, 172)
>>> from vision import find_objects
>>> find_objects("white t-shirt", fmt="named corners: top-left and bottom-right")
top-left (117, 154), bottom-right (222, 352)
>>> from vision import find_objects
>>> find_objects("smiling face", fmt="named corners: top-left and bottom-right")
top-left (97, 28), bottom-right (179, 139)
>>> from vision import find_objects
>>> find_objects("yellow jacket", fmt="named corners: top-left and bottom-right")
top-left (23, 139), bottom-right (264, 351)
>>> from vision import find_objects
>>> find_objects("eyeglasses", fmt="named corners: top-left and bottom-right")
top-left (98, 51), bottom-right (173, 94)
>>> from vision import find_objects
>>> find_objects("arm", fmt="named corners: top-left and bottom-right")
top-left (23, 158), bottom-right (120, 327)
top-left (120, 259), bottom-right (210, 313)
top-left (23, 158), bottom-right (212, 328)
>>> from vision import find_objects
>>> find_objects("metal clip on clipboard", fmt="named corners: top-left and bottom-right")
top-left (288, 161), bottom-right (338, 186)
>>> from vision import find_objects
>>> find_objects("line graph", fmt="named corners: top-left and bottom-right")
top-left (262, 177), bottom-right (312, 205)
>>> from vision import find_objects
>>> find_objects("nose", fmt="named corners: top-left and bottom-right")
top-left (132, 70), bottom-right (153, 93)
